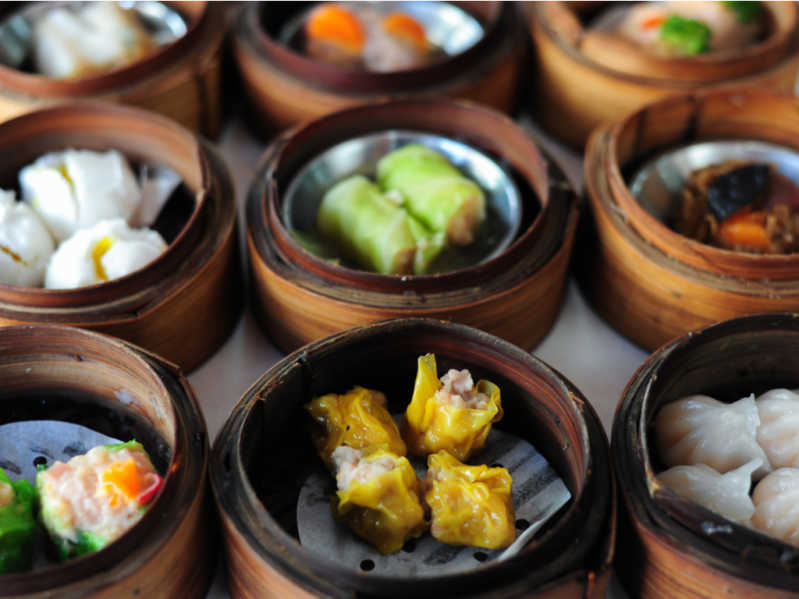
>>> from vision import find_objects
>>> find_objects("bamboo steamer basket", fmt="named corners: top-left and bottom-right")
top-left (246, 99), bottom-right (579, 353)
top-left (0, 324), bottom-right (212, 598)
top-left (0, 1), bottom-right (225, 137)
top-left (211, 318), bottom-right (616, 599)
top-left (0, 102), bottom-right (241, 372)
top-left (580, 89), bottom-right (799, 352)
top-left (232, 2), bottom-right (526, 134)
top-left (613, 313), bottom-right (799, 598)
top-left (527, 2), bottom-right (799, 147)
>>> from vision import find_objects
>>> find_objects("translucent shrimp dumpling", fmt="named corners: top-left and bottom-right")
top-left (756, 389), bottom-right (799, 469)
top-left (656, 459), bottom-right (760, 526)
top-left (751, 468), bottom-right (799, 548)
top-left (655, 394), bottom-right (772, 479)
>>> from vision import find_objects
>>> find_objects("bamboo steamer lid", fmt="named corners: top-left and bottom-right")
top-left (0, 1), bottom-right (226, 137)
top-left (0, 102), bottom-right (242, 372)
top-left (211, 318), bottom-right (616, 599)
top-left (0, 324), bottom-right (212, 598)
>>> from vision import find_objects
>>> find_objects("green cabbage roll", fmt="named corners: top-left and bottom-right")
top-left (377, 144), bottom-right (486, 246)
top-left (317, 175), bottom-right (443, 275)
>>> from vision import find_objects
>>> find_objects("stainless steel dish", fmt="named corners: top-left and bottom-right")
top-left (278, 1), bottom-right (484, 62)
top-left (629, 140), bottom-right (799, 222)
top-left (0, 1), bottom-right (187, 71)
top-left (282, 129), bottom-right (523, 275)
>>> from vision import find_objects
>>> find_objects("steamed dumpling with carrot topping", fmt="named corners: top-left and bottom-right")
top-left (19, 149), bottom-right (141, 243)
top-left (618, 1), bottom-right (763, 57)
top-left (37, 440), bottom-right (163, 561)
top-left (304, 3), bottom-right (436, 72)
top-left (45, 218), bottom-right (166, 289)
top-left (0, 190), bottom-right (55, 287)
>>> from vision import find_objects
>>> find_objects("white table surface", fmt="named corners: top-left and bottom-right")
top-left (195, 114), bottom-right (647, 598)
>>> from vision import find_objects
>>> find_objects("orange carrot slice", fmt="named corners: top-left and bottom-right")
top-left (717, 208), bottom-right (769, 251)
top-left (306, 5), bottom-right (365, 53)
top-left (383, 13), bottom-right (428, 50)
top-left (101, 458), bottom-right (142, 507)
top-left (642, 15), bottom-right (666, 29)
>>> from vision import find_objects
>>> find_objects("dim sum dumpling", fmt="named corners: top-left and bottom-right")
top-left (756, 389), bottom-right (799, 469)
top-left (45, 219), bottom-right (166, 289)
top-left (751, 468), bottom-right (799, 548)
top-left (20, 149), bottom-right (141, 243)
top-left (656, 459), bottom-right (760, 525)
top-left (0, 190), bottom-right (55, 286)
top-left (655, 394), bottom-right (772, 479)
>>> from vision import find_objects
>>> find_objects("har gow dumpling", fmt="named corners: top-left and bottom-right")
top-left (756, 389), bottom-right (799, 469)
top-left (655, 394), bottom-right (772, 479)
top-left (656, 459), bottom-right (760, 526)
top-left (751, 468), bottom-right (799, 548)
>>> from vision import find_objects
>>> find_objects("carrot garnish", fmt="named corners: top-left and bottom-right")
top-left (717, 208), bottom-right (769, 251)
top-left (642, 15), bottom-right (666, 29)
top-left (101, 458), bottom-right (142, 507)
top-left (306, 5), bottom-right (365, 53)
top-left (382, 13), bottom-right (428, 50)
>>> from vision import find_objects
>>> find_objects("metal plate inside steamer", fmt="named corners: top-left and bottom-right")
top-left (629, 140), bottom-right (799, 223)
top-left (283, 130), bottom-right (523, 274)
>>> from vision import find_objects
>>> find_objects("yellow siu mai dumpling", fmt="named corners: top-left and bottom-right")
top-left (331, 446), bottom-right (426, 554)
top-left (305, 386), bottom-right (406, 470)
top-left (403, 354), bottom-right (502, 461)
top-left (423, 450), bottom-right (514, 549)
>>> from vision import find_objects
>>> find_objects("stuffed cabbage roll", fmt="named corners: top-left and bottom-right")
top-left (376, 144), bottom-right (485, 246)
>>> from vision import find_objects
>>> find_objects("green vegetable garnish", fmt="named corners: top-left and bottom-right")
top-left (0, 468), bottom-right (37, 574)
top-left (660, 15), bottom-right (711, 55)
top-left (723, 1), bottom-right (762, 24)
